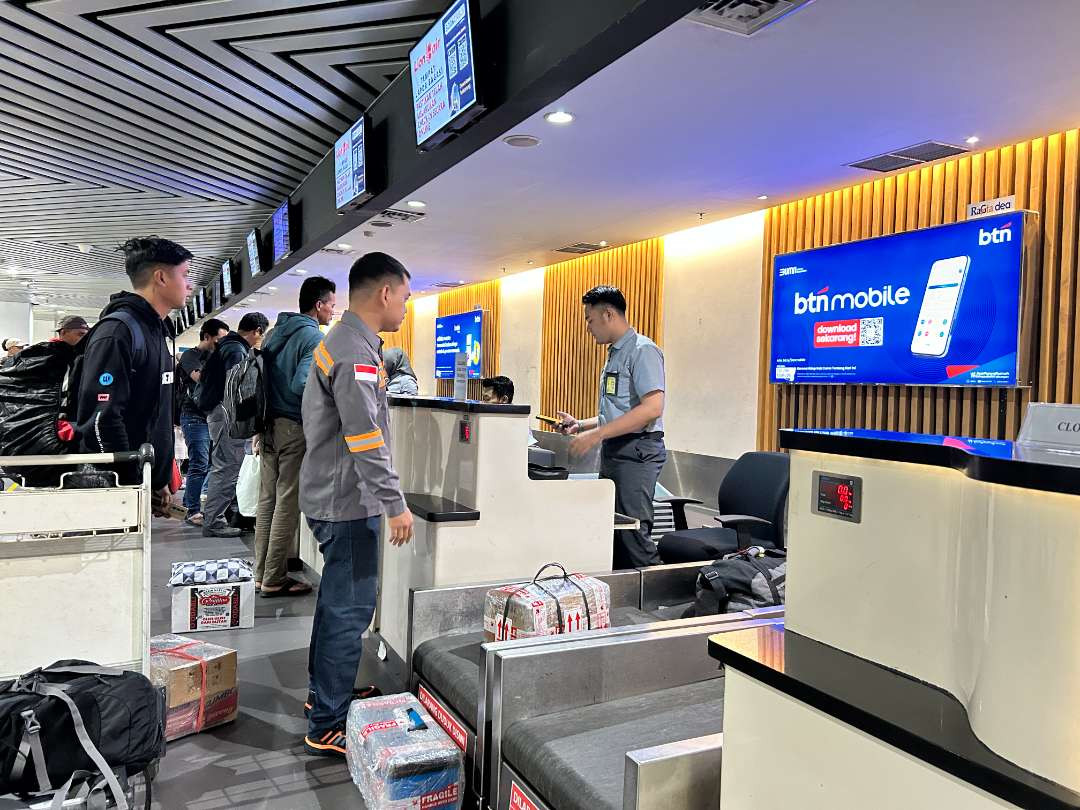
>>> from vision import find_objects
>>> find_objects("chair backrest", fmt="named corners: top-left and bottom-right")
top-left (715, 451), bottom-right (790, 546)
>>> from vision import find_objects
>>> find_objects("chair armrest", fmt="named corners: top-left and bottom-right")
top-left (656, 496), bottom-right (704, 531)
top-left (714, 515), bottom-right (773, 551)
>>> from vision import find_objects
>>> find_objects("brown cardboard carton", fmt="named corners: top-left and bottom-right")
top-left (149, 634), bottom-right (238, 741)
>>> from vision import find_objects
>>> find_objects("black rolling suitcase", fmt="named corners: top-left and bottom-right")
top-left (0, 662), bottom-right (165, 809)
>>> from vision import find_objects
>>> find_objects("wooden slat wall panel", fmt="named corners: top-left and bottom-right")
top-left (758, 129), bottom-right (1080, 450)
top-left (540, 239), bottom-right (663, 431)
top-left (434, 280), bottom-right (501, 399)
top-left (378, 299), bottom-right (414, 359)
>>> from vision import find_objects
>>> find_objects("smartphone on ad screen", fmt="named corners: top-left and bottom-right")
top-left (911, 255), bottom-right (970, 357)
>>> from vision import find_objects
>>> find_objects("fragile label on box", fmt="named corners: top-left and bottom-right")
top-left (417, 685), bottom-right (468, 752)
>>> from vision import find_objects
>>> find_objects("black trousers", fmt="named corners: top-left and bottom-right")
top-left (600, 434), bottom-right (666, 569)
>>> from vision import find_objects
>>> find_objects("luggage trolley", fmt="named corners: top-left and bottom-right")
top-left (0, 445), bottom-right (154, 680)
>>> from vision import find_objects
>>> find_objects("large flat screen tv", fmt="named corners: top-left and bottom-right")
top-left (769, 211), bottom-right (1031, 386)
top-left (410, 0), bottom-right (483, 149)
top-left (434, 310), bottom-right (483, 379)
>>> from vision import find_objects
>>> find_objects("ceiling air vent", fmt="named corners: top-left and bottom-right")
top-left (848, 141), bottom-right (970, 173)
top-left (381, 208), bottom-right (426, 224)
top-left (320, 246), bottom-right (353, 256)
top-left (432, 281), bottom-right (466, 289)
top-left (687, 0), bottom-right (812, 36)
top-left (370, 221), bottom-right (393, 228)
top-left (556, 242), bottom-right (605, 255)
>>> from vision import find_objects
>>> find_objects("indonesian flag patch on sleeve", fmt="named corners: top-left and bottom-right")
top-left (354, 363), bottom-right (378, 382)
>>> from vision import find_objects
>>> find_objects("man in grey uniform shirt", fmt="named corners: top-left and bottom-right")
top-left (558, 285), bottom-right (666, 569)
top-left (298, 252), bottom-right (414, 758)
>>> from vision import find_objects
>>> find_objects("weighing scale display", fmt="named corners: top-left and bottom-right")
top-left (812, 471), bottom-right (862, 523)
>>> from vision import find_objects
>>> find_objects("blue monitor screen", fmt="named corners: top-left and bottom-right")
top-left (770, 212), bottom-right (1025, 386)
top-left (272, 201), bottom-right (291, 263)
top-left (434, 310), bottom-right (483, 379)
top-left (246, 229), bottom-right (261, 277)
top-left (410, 0), bottom-right (479, 146)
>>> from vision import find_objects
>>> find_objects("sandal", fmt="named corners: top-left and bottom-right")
top-left (260, 577), bottom-right (312, 598)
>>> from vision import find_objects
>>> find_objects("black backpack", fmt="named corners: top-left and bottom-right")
top-left (66, 312), bottom-right (148, 427)
top-left (0, 661), bottom-right (165, 809)
top-left (222, 346), bottom-right (270, 440)
top-left (685, 547), bottom-right (787, 618)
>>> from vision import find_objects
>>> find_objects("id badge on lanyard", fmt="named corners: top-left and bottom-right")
top-left (604, 371), bottom-right (619, 397)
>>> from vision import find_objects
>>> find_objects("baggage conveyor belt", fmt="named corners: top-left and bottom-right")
top-left (413, 606), bottom-right (660, 727)
top-left (503, 678), bottom-right (725, 810)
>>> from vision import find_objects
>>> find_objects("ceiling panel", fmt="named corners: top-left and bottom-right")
top-left (0, 0), bottom-right (442, 312)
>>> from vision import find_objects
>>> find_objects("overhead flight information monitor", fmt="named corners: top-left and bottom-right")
top-left (221, 259), bottom-right (233, 298)
top-left (246, 229), bottom-right (261, 277)
top-left (272, 201), bottom-right (291, 263)
top-left (434, 310), bottom-right (483, 378)
top-left (410, 0), bottom-right (483, 148)
top-left (334, 116), bottom-right (370, 209)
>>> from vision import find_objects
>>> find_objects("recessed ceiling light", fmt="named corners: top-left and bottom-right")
top-left (527, 260), bottom-right (534, 265)
top-left (966, 136), bottom-right (980, 145)
top-left (544, 110), bottom-right (574, 125)
top-left (267, 286), bottom-right (277, 291)
top-left (757, 194), bottom-right (769, 200)
top-left (599, 240), bottom-right (608, 247)
top-left (503, 134), bottom-right (541, 148)
top-left (406, 200), bottom-right (426, 209)
top-left (458, 279), bottom-right (465, 284)
top-left (292, 269), bottom-right (307, 275)
top-left (6, 268), bottom-right (18, 276)
top-left (337, 243), bottom-right (352, 250)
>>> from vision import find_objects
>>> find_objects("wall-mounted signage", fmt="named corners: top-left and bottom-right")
top-left (246, 229), bottom-right (261, 278)
top-left (435, 310), bottom-right (483, 379)
top-left (410, 0), bottom-right (482, 148)
top-left (195, 289), bottom-right (205, 318)
top-left (770, 212), bottom-right (1031, 387)
top-left (334, 117), bottom-right (370, 209)
top-left (967, 194), bottom-right (1016, 220)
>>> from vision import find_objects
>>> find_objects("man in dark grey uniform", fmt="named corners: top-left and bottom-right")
top-left (558, 285), bottom-right (666, 569)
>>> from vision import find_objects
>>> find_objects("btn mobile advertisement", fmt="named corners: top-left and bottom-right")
top-left (770, 211), bottom-right (1026, 386)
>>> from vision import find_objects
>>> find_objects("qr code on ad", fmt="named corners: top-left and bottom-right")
top-left (859, 317), bottom-right (884, 347)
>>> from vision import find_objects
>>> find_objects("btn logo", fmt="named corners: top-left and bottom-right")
top-left (98, 372), bottom-right (114, 386)
top-left (978, 222), bottom-right (1013, 245)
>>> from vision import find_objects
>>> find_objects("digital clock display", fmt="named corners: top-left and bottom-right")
top-left (813, 471), bottom-right (862, 522)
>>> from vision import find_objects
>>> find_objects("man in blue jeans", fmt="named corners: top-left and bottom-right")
top-left (176, 318), bottom-right (229, 526)
top-left (298, 253), bottom-right (414, 757)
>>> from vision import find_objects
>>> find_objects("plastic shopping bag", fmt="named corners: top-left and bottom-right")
top-left (236, 453), bottom-right (260, 517)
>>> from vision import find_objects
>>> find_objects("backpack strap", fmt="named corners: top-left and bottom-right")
top-left (41, 664), bottom-right (124, 678)
top-left (100, 311), bottom-right (146, 369)
top-left (32, 682), bottom-right (129, 810)
top-left (11, 709), bottom-right (51, 793)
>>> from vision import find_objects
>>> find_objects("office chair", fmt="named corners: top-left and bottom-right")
top-left (657, 451), bottom-right (789, 564)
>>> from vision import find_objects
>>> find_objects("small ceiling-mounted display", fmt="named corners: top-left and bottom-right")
top-left (334, 117), bottom-right (370, 210)
top-left (246, 229), bottom-right (262, 278)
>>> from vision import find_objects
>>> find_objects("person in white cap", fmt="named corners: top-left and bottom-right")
top-left (0, 338), bottom-right (28, 369)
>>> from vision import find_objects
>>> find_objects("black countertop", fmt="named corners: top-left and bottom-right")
top-left (389, 395), bottom-right (530, 415)
top-left (781, 428), bottom-right (1080, 496)
top-left (404, 492), bottom-right (480, 522)
top-left (708, 623), bottom-right (1080, 809)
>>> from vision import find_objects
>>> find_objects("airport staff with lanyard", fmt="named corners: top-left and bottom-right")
top-left (557, 285), bottom-right (666, 569)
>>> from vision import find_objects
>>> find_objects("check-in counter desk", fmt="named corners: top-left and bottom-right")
top-left (302, 396), bottom-right (616, 672)
top-left (709, 428), bottom-right (1080, 809)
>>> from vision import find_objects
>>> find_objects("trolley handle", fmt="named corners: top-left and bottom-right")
top-left (0, 443), bottom-right (155, 468)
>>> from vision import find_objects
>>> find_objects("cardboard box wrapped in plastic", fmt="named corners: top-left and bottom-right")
top-left (346, 693), bottom-right (463, 810)
top-left (149, 634), bottom-right (239, 741)
top-left (483, 563), bottom-right (611, 642)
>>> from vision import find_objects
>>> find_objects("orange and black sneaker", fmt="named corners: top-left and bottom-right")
top-left (304, 685), bottom-right (382, 718)
top-left (304, 727), bottom-right (347, 758)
